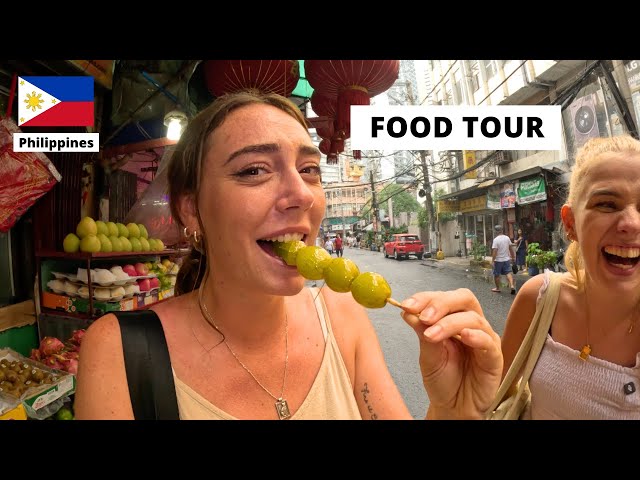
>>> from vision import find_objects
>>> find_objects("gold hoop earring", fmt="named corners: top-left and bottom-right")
top-left (183, 226), bottom-right (191, 238)
top-left (193, 231), bottom-right (199, 244)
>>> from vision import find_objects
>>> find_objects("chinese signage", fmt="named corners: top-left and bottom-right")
top-left (436, 199), bottom-right (460, 214)
top-left (516, 176), bottom-right (547, 205)
top-left (460, 195), bottom-right (486, 213)
top-left (463, 150), bottom-right (477, 179)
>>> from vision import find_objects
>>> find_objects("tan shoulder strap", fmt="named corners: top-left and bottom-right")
top-left (308, 287), bottom-right (329, 341)
top-left (487, 272), bottom-right (562, 413)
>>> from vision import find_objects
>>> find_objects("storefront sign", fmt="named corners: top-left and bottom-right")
top-left (460, 195), bottom-right (486, 213)
top-left (436, 199), bottom-right (460, 214)
top-left (507, 208), bottom-right (516, 223)
top-left (463, 150), bottom-right (477, 179)
top-left (487, 185), bottom-right (501, 210)
top-left (500, 182), bottom-right (516, 208)
top-left (626, 60), bottom-right (640, 92)
top-left (517, 176), bottom-right (547, 205)
top-left (626, 61), bottom-right (640, 127)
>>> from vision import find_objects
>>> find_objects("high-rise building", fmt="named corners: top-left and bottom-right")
top-left (414, 60), bottom-right (433, 105)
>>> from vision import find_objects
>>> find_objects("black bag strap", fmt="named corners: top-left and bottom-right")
top-left (114, 310), bottom-right (180, 420)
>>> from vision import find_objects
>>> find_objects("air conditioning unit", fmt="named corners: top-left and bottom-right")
top-left (570, 93), bottom-right (600, 147)
top-left (492, 151), bottom-right (512, 165)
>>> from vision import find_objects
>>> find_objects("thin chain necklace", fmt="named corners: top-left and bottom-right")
top-left (579, 294), bottom-right (638, 361)
top-left (197, 286), bottom-right (291, 420)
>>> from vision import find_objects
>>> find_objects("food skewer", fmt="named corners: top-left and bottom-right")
top-left (275, 241), bottom-right (463, 341)
top-left (386, 297), bottom-right (408, 310)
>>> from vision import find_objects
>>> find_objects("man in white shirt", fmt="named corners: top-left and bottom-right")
top-left (491, 224), bottom-right (516, 294)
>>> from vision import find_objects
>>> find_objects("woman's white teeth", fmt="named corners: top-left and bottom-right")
top-left (263, 233), bottom-right (304, 242)
top-left (611, 263), bottom-right (634, 270)
top-left (603, 246), bottom-right (640, 258)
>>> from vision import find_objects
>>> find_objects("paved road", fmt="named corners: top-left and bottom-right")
top-left (317, 247), bottom-right (523, 419)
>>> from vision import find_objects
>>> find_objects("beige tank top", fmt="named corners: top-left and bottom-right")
top-left (528, 272), bottom-right (640, 419)
top-left (172, 288), bottom-right (362, 420)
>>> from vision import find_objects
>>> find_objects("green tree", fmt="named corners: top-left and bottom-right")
top-left (418, 207), bottom-right (428, 229)
top-left (378, 183), bottom-right (421, 214)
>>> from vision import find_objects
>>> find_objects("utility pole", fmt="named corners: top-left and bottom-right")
top-left (339, 154), bottom-right (347, 237)
top-left (370, 170), bottom-right (379, 241)
top-left (341, 188), bottom-right (346, 238)
top-left (404, 79), bottom-right (438, 252)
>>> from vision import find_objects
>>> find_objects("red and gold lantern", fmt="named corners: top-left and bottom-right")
top-left (305, 60), bottom-right (399, 160)
top-left (203, 60), bottom-right (300, 97)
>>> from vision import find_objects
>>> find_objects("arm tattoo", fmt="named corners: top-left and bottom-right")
top-left (360, 382), bottom-right (378, 420)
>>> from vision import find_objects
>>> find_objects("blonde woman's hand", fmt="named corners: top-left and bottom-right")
top-left (400, 289), bottom-right (502, 419)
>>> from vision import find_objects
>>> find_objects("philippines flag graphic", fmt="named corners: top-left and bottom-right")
top-left (18, 76), bottom-right (94, 127)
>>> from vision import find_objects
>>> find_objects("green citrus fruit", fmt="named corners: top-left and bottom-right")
top-left (54, 407), bottom-right (74, 420)
top-left (63, 233), bottom-right (80, 253)
top-left (274, 240), bottom-right (307, 266)
top-left (323, 258), bottom-right (360, 293)
top-left (295, 246), bottom-right (332, 280)
top-left (350, 272), bottom-right (392, 309)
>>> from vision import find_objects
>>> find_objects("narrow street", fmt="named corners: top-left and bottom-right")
top-left (316, 247), bottom-right (523, 419)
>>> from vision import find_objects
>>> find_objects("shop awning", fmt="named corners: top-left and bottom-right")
top-left (438, 185), bottom-right (478, 200)
top-left (438, 160), bottom-right (571, 201)
top-left (476, 178), bottom-right (497, 188)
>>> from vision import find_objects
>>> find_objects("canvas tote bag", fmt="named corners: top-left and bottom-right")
top-left (486, 272), bottom-right (562, 420)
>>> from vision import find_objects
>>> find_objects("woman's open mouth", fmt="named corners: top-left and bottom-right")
top-left (256, 233), bottom-right (307, 265)
top-left (602, 246), bottom-right (640, 271)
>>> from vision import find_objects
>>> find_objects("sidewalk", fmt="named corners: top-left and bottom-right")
top-left (421, 255), bottom-right (533, 291)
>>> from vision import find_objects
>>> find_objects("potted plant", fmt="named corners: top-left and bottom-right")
top-left (526, 242), bottom-right (558, 276)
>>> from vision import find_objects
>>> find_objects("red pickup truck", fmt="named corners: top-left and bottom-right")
top-left (383, 234), bottom-right (425, 260)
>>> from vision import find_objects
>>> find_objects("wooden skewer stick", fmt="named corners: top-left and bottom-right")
top-left (386, 297), bottom-right (463, 341)
top-left (386, 297), bottom-right (410, 311)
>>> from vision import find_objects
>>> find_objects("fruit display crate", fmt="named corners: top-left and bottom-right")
top-left (35, 248), bottom-right (190, 259)
top-left (35, 248), bottom-right (185, 339)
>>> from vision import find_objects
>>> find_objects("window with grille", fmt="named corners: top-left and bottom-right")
top-left (483, 60), bottom-right (496, 79)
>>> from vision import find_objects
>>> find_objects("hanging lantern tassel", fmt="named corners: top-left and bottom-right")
top-left (327, 139), bottom-right (341, 165)
top-left (336, 85), bottom-right (370, 139)
top-left (353, 150), bottom-right (362, 160)
top-left (319, 138), bottom-right (331, 156)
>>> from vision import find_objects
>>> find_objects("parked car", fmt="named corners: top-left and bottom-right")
top-left (383, 234), bottom-right (424, 260)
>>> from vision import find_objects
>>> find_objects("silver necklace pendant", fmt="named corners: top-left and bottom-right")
top-left (275, 398), bottom-right (291, 420)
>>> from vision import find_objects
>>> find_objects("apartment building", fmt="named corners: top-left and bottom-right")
top-left (426, 60), bottom-right (639, 257)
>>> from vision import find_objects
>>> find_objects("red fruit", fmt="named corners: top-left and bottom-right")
top-left (44, 356), bottom-right (65, 371)
top-left (62, 351), bottom-right (80, 361)
top-left (122, 264), bottom-right (137, 277)
top-left (134, 262), bottom-right (149, 276)
top-left (64, 359), bottom-right (79, 375)
top-left (30, 348), bottom-right (42, 362)
top-left (149, 277), bottom-right (160, 289)
top-left (39, 337), bottom-right (65, 356)
top-left (70, 329), bottom-right (86, 346)
top-left (137, 278), bottom-right (151, 292)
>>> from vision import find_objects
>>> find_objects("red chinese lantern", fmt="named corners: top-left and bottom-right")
top-left (305, 60), bottom-right (399, 160)
top-left (203, 60), bottom-right (300, 97)
top-left (310, 91), bottom-right (336, 139)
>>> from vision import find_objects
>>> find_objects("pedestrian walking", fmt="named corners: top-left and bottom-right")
top-left (491, 225), bottom-right (516, 294)
top-left (335, 234), bottom-right (343, 257)
top-left (324, 236), bottom-right (334, 255)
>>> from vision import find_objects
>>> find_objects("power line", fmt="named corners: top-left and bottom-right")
top-left (420, 61), bottom-right (459, 105)
top-left (477, 60), bottom-right (528, 106)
